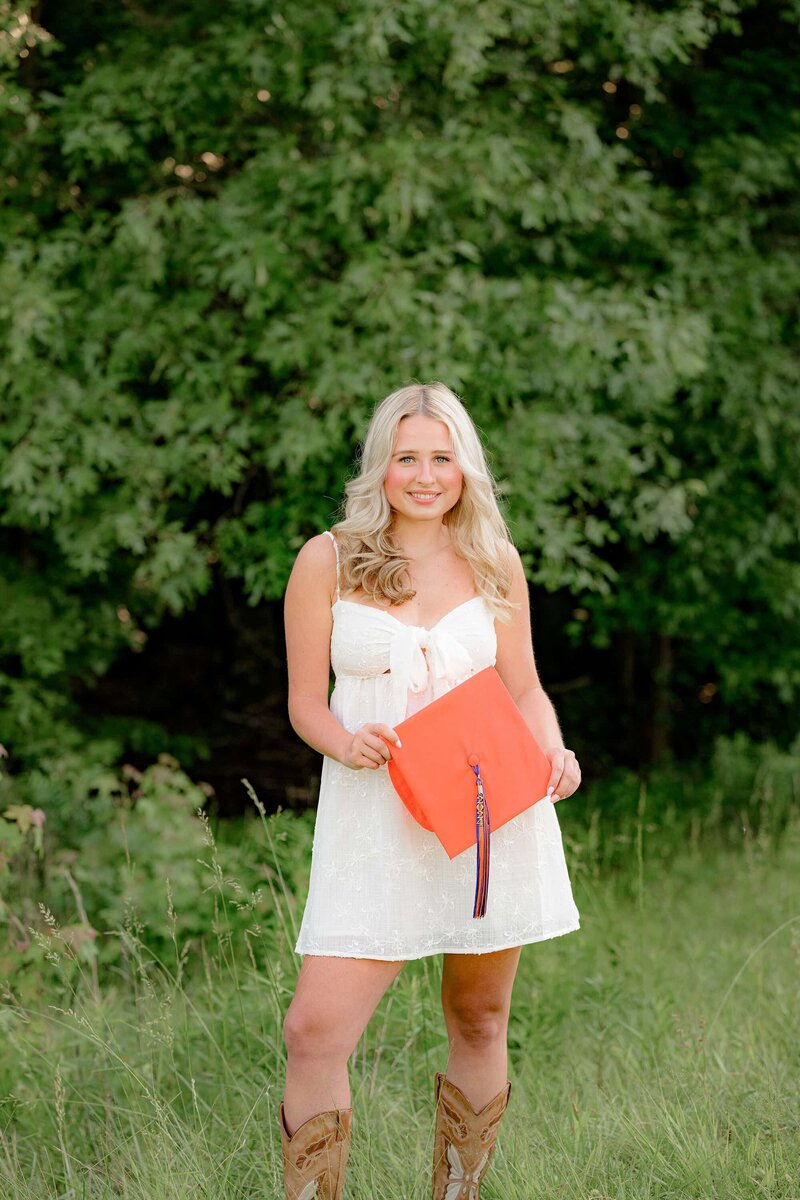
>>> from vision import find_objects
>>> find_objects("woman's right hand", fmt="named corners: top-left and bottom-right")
top-left (342, 723), bottom-right (402, 770)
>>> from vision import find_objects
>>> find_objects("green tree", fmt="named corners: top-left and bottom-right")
top-left (1, 0), bottom-right (798, 814)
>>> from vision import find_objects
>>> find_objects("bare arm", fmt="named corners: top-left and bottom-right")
top-left (283, 534), bottom-right (400, 770)
top-left (494, 545), bottom-right (581, 802)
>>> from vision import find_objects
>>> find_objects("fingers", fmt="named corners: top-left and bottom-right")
top-left (350, 724), bottom-right (401, 770)
top-left (545, 747), bottom-right (581, 802)
top-left (374, 723), bottom-right (402, 748)
top-left (364, 730), bottom-right (392, 764)
top-left (354, 737), bottom-right (386, 768)
top-left (546, 747), bottom-right (566, 794)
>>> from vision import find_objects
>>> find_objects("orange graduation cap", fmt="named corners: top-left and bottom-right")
top-left (383, 666), bottom-right (552, 919)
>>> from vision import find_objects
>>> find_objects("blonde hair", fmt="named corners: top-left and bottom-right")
top-left (332, 382), bottom-right (518, 622)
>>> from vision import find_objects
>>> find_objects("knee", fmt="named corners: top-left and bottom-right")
top-left (282, 1002), bottom-right (347, 1061)
top-left (442, 996), bottom-right (508, 1047)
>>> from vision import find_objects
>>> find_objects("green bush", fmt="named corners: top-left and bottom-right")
top-left (0, 754), bottom-right (315, 1002)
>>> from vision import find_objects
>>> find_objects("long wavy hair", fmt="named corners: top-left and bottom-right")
top-left (332, 382), bottom-right (519, 622)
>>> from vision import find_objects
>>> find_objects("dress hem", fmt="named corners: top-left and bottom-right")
top-left (294, 918), bottom-right (581, 961)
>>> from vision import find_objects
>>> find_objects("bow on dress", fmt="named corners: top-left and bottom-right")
top-left (387, 622), bottom-right (473, 726)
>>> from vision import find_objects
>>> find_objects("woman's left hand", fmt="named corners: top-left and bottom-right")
top-left (544, 747), bottom-right (581, 802)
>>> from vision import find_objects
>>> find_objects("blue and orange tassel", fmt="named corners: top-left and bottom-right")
top-left (469, 759), bottom-right (491, 918)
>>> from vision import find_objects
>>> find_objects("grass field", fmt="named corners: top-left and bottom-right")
top-left (1, 802), bottom-right (798, 1198)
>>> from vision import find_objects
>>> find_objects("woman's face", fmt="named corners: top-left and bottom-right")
top-left (383, 414), bottom-right (464, 521)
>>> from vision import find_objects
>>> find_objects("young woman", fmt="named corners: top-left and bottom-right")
top-left (281, 382), bottom-right (581, 1199)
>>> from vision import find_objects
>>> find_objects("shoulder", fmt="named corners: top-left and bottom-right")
top-left (496, 538), bottom-right (527, 607)
top-left (285, 532), bottom-right (338, 604)
top-left (499, 536), bottom-right (520, 563)
top-left (499, 537), bottom-right (524, 578)
top-left (295, 531), bottom-right (337, 565)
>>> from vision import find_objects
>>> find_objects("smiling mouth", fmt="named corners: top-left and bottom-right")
top-left (407, 492), bottom-right (441, 499)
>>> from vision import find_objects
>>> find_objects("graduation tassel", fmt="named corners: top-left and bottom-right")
top-left (470, 760), bottom-right (491, 918)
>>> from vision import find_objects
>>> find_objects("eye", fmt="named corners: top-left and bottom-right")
top-left (397, 454), bottom-right (451, 463)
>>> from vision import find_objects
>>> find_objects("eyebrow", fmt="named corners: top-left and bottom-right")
top-left (393, 448), bottom-right (452, 455)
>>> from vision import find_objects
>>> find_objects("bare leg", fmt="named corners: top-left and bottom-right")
top-left (282, 954), bottom-right (405, 1134)
top-left (440, 945), bottom-right (522, 1109)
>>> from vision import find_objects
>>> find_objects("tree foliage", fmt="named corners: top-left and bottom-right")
top-left (1, 0), bottom-right (799, 809)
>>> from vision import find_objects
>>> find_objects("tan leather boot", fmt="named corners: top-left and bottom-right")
top-left (431, 1071), bottom-right (511, 1199)
top-left (279, 1100), bottom-right (353, 1200)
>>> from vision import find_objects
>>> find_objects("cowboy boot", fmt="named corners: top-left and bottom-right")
top-left (431, 1071), bottom-right (511, 1199)
top-left (279, 1100), bottom-right (353, 1200)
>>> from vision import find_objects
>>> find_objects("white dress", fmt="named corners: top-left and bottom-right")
top-left (294, 531), bottom-right (581, 961)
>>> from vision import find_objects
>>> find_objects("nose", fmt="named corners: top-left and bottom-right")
top-left (416, 459), bottom-right (435, 484)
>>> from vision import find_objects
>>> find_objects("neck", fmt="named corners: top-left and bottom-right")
top-left (391, 515), bottom-right (451, 560)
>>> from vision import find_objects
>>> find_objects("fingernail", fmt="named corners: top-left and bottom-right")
top-left (396, 740), bottom-right (402, 748)
top-left (546, 786), bottom-right (554, 796)
top-left (551, 793), bottom-right (560, 802)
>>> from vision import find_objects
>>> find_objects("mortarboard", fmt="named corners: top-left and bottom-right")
top-left (383, 666), bottom-right (552, 918)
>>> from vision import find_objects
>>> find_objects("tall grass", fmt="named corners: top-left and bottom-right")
top-left (1, 778), bottom-right (798, 1199)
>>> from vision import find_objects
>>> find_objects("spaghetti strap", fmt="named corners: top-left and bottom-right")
top-left (323, 529), bottom-right (341, 601)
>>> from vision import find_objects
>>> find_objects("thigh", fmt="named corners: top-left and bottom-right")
top-left (441, 945), bottom-right (523, 1016)
top-left (286, 955), bottom-right (406, 1057)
